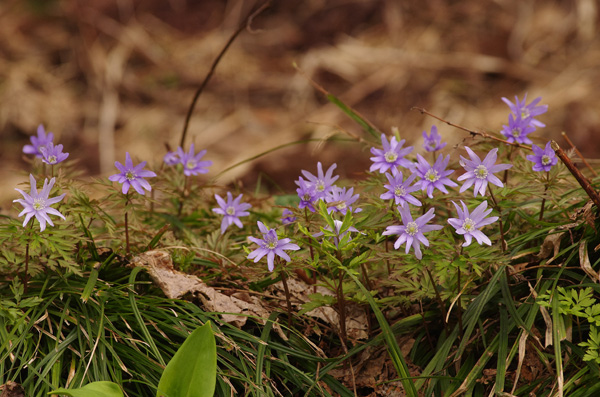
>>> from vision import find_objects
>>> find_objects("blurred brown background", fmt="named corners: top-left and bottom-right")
top-left (1, 0), bottom-right (599, 206)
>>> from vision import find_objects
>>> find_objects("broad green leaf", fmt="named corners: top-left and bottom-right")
top-left (48, 381), bottom-right (123, 397)
top-left (156, 321), bottom-right (217, 397)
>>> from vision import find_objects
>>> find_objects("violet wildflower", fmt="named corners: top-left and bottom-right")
top-left (212, 192), bottom-right (252, 234)
top-left (297, 162), bottom-right (339, 199)
top-left (501, 94), bottom-right (548, 129)
top-left (14, 174), bottom-right (66, 232)
top-left (23, 125), bottom-right (54, 158)
top-left (422, 126), bottom-right (447, 152)
top-left (325, 186), bottom-right (361, 215)
top-left (448, 200), bottom-right (498, 247)
top-left (40, 142), bottom-right (69, 165)
top-left (457, 147), bottom-right (512, 197)
top-left (413, 154), bottom-right (457, 198)
top-left (370, 133), bottom-right (414, 173)
top-left (281, 209), bottom-right (296, 225)
top-left (108, 152), bottom-right (157, 195)
top-left (380, 169), bottom-right (421, 207)
top-left (163, 151), bottom-right (180, 166)
top-left (296, 177), bottom-right (318, 212)
top-left (313, 219), bottom-right (360, 248)
top-left (178, 144), bottom-right (212, 176)
top-left (383, 207), bottom-right (442, 260)
top-left (500, 113), bottom-right (535, 144)
top-left (526, 142), bottom-right (558, 172)
top-left (247, 221), bottom-right (300, 271)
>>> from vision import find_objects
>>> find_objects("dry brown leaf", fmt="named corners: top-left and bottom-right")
top-left (579, 239), bottom-right (599, 283)
top-left (130, 250), bottom-right (279, 333)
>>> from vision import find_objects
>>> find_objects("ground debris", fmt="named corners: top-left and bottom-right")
top-left (0, 381), bottom-right (25, 397)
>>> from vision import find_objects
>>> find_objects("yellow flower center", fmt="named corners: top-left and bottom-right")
top-left (33, 198), bottom-right (46, 211)
top-left (394, 186), bottom-right (406, 197)
top-left (406, 221), bottom-right (418, 236)
top-left (474, 165), bottom-right (488, 180)
top-left (226, 206), bottom-right (235, 215)
top-left (425, 169), bottom-right (439, 182)
top-left (385, 151), bottom-right (398, 163)
top-left (48, 155), bottom-right (57, 163)
top-left (462, 218), bottom-right (475, 232)
top-left (125, 171), bottom-right (136, 181)
top-left (541, 155), bottom-right (551, 165)
top-left (186, 160), bottom-right (196, 169)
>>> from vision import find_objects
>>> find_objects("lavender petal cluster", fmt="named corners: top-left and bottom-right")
top-left (325, 186), bottom-right (361, 215)
top-left (212, 192), bottom-right (252, 234)
top-left (422, 126), bottom-right (447, 152)
top-left (14, 174), bottom-right (66, 232)
top-left (500, 113), bottom-right (535, 144)
top-left (502, 94), bottom-right (548, 129)
top-left (164, 144), bottom-right (212, 176)
top-left (297, 162), bottom-right (339, 199)
top-left (370, 133), bottom-right (413, 173)
top-left (413, 154), bottom-right (457, 199)
top-left (457, 147), bottom-right (511, 197)
top-left (23, 125), bottom-right (54, 158)
top-left (526, 141), bottom-right (558, 172)
top-left (247, 221), bottom-right (300, 271)
top-left (108, 152), bottom-right (157, 195)
top-left (448, 200), bottom-right (498, 247)
top-left (380, 169), bottom-right (421, 207)
top-left (40, 142), bottom-right (69, 165)
top-left (281, 209), bottom-right (297, 225)
top-left (383, 207), bottom-right (442, 260)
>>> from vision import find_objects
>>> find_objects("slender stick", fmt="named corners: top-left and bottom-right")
top-left (124, 193), bottom-right (130, 254)
top-left (412, 107), bottom-right (532, 150)
top-left (335, 251), bottom-right (348, 343)
top-left (539, 171), bottom-right (549, 221)
top-left (179, 1), bottom-right (271, 148)
top-left (551, 141), bottom-right (600, 209)
top-left (561, 131), bottom-right (598, 177)
top-left (279, 268), bottom-right (293, 334)
top-left (425, 266), bottom-right (449, 335)
top-left (488, 188), bottom-right (507, 252)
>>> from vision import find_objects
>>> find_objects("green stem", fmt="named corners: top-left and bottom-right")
top-left (279, 267), bottom-right (293, 334)
top-left (124, 193), bottom-right (130, 255)
top-left (336, 251), bottom-right (348, 343)
top-left (539, 171), bottom-right (550, 221)
top-left (488, 188), bottom-right (506, 252)
top-left (425, 266), bottom-right (449, 336)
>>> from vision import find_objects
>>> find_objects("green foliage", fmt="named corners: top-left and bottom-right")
top-left (48, 381), bottom-right (123, 397)
top-left (156, 322), bottom-right (216, 397)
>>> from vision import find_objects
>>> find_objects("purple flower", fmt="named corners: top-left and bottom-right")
top-left (383, 207), bottom-right (442, 260)
top-left (325, 186), bottom-right (361, 215)
top-left (380, 169), bottom-right (421, 207)
top-left (23, 125), bottom-right (54, 158)
top-left (108, 152), bottom-right (157, 195)
top-left (457, 147), bottom-right (512, 197)
top-left (40, 142), bottom-right (69, 165)
top-left (448, 200), bottom-right (498, 247)
top-left (296, 177), bottom-right (318, 212)
top-left (247, 221), bottom-right (300, 271)
top-left (177, 144), bottom-right (212, 176)
top-left (297, 162), bottom-right (339, 199)
top-left (313, 219), bottom-right (360, 248)
top-left (500, 113), bottom-right (535, 144)
top-left (14, 174), bottom-right (66, 232)
top-left (526, 142), bottom-right (558, 172)
top-left (370, 133), bottom-right (414, 173)
top-left (413, 154), bottom-right (457, 198)
top-left (501, 94), bottom-right (548, 129)
top-left (422, 126), bottom-right (447, 152)
top-left (212, 192), bottom-right (252, 234)
top-left (281, 209), bottom-right (296, 225)
top-left (163, 151), bottom-right (180, 166)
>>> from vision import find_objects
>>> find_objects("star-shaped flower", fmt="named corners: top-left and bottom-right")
top-left (296, 177), bottom-right (318, 212)
top-left (500, 113), bottom-right (535, 144)
top-left (247, 221), bottom-right (300, 271)
top-left (501, 94), bottom-right (548, 129)
top-left (526, 141), bottom-right (558, 172)
top-left (40, 142), bottom-right (69, 165)
top-left (281, 209), bottom-right (296, 225)
top-left (297, 162), bottom-right (339, 199)
top-left (108, 152), bottom-right (157, 195)
top-left (413, 154), bottom-right (457, 198)
top-left (14, 174), bottom-right (66, 231)
top-left (380, 169), bottom-right (421, 207)
top-left (457, 147), bottom-right (512, 197)
top-left (177, 144), bottom-right (212, 176)
top-left (383, 206), bottom-right (442, 260)
top-left (448, 200), bottom-right (498, 247)
top-left (23, 125), bottom-right (54, 158)
top-left (325, 186), bottom-right (361, 215)
top-left (370, 133), bottom-right (413, 173)
top-left (422, 125), bottom-right (447, 152)
top-left (212, 192), bottom-right (252, 234)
